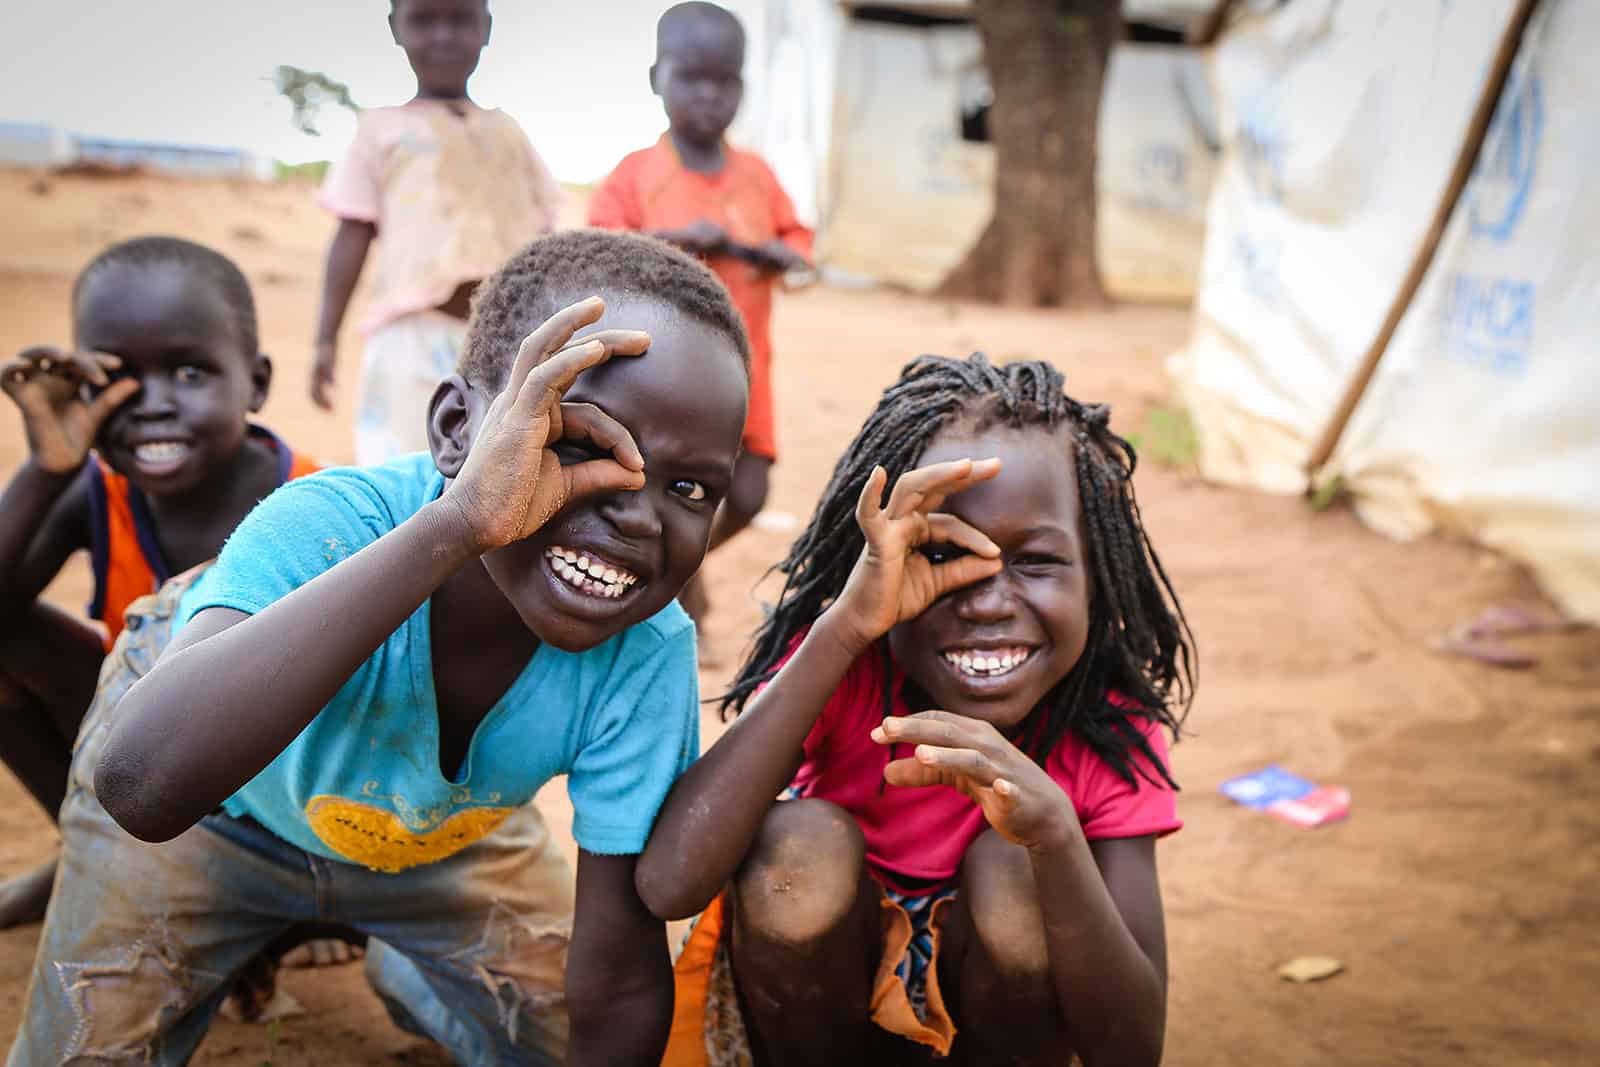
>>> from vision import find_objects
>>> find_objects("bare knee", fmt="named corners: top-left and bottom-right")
top-left (734, 799), bottom-right (865, 947)
top-left (959, 829), bottom-right (1049, 979)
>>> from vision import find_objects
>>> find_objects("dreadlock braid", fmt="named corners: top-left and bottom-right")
top-left (724, 353), bottom-right (1196, 787)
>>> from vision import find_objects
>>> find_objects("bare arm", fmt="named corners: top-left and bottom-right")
top-left (1032, 833), bottom-right (1168, 1066)
top-left (567, 851), bottom-right (674, 1066)
top-left (0, 462), bottom-right (90, 625)
top-left (637, 460), bottom-right (1004, 920)
top-left (0, 347), bottom-right (137, 624)
top-left (310, 218), bottom-right (376, 410)
top-left (635, 611), bottom-right (864, 919)
top-left (96, 499), bottom-right (481, 841)
top-left (877, 711), bottom-right (1169, 1066)
top-left (96, 300), bottom-right (651, 841)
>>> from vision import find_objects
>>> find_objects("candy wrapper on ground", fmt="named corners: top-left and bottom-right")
top-left (1220, 766), bottom-right (1349, 828)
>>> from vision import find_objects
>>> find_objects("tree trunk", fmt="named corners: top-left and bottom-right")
top-left (937, 0), bottom-right (1119, 307)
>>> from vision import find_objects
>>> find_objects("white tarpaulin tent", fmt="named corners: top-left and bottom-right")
top-left (732, 0), bottom-right (1219, 299)
top-left (1170, 0), bottom-right (1600, 619)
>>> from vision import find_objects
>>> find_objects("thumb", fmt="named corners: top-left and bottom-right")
top-left (561, 458), bottom-right (648, 504)
top-left (930, 555), bottom-right (1004, 599)
top-left (85, 379), bottom-right (141, 425)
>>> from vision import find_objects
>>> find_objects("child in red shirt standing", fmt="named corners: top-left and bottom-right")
top-left (588, 1), bottom-right (813, 630)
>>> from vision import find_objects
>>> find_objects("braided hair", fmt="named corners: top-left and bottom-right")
top-left (723, 353), bottom-right (1195, 787)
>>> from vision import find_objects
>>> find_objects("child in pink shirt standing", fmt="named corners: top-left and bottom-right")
top-left (640, 354), bottom-right (1196, 1066)
top-left (311, 0), bottom-right (564, 464)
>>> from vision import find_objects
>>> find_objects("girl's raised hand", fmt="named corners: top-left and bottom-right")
top-left (444, 297), bottom-right (650, 552)
top-left (874, 711), bottom-right (1080, 852)
top-left (0, 347), bottom-right (140, 475)
top-left (826, 458), bottom-right (1004, 651)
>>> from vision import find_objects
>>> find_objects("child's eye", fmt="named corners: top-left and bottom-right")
top-left (918, 543), bottom-right (969, 565)
top-left (670, 479), bottom-right (708, 503)
top-left (174, 365), bottom-right (204, 384)
top-left (1016, 554), bottom-right (1070, 570)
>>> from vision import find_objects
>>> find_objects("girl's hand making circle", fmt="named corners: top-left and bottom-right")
top-left (445, 296), bottom-right (650, 552)
top-left (873, 711), bottom-right (1081, 852)
top-left (827, 458), bottom-right (1004, 650)
top-left (0, 347), bottom-right (140, 475)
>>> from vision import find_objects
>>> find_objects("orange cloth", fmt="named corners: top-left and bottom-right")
top-left (663, 888), bottom-right (956, 1065)
top-left (87, 426), bottom-right (320, 647)
top-left (588, 136), bottom-right (813, 460)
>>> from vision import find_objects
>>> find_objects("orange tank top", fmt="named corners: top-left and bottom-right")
top-left (87, 425), bottom-right (321, 647)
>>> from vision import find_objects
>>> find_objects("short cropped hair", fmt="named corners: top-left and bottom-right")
top-left (72, 235), bottom-right (259, 356)
top-left (459, 229), bottom-right (750, 391)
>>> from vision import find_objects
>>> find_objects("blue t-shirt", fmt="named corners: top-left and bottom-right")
top-left (177, 453), bottom-right (699, 872)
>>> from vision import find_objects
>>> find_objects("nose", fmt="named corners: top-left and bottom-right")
top-left (950, 572), bottom-right (1016, 625)
top-left (127, 374), bottom-right (175, 419)
top-left (597, 486), bottom-right (662, 541)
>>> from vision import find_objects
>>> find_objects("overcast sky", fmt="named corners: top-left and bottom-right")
top-left (2, 0), bottom-right (761, 182)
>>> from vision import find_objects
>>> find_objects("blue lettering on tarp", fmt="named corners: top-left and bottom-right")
top-left (1130, 142), bottom-right (1191, 215)
top-left (1468, 73), bottom-right (1542, 241)
top-left (1440, 271), bottom-right (1535, 378)
top-left (1236, 87), bottom-right (1287, 204)
top-left (1232, 230), bottom-right (1282, 306)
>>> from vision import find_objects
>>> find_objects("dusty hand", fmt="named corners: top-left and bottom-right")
top-left (309, 341), bottom-right (337, 411)
top-left (0, 347), bottom-right (139, 475)
top-left (875, 711), bottom-right (1081, 851)
top-left (444, 296), bottom-right (650, 552)
top-left (826, 458), bottom-right (1004, 651)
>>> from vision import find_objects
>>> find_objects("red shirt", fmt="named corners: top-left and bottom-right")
top-left (587, 136), bottom-right (813, 459)
top-left (788, 644), bottom-right (1182, 893)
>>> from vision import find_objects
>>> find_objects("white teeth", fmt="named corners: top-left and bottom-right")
top-left (134, 441), bottom-right (188, 463)
top-left (942, 648), bottom-right (1033, 678)
top-left (545, 547), bottom-right (638, 600)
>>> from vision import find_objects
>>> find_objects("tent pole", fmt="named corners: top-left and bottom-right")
top-left (1301, 0), bottom-right (1543, 481)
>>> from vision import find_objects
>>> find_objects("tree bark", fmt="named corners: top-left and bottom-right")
top-left (937, 0), bottom-right (1119, 307)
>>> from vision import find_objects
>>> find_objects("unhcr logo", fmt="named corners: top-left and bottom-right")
top-left (1467, 72), bottom-right (1542, 241)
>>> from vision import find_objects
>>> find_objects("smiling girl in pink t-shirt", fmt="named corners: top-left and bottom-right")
top-left (640, 353), bottom-right (1195, 1066)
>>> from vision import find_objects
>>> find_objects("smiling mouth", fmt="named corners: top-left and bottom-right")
top-left (544, 546), bottom-right (640, 600)
top-left (131, 440), bottom-right (192, 474)
top-left (941, 646), bottom-right (1036, 679)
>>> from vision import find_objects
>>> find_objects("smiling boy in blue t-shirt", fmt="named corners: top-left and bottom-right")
top-left (10, 231), bottom-right (751, 1066)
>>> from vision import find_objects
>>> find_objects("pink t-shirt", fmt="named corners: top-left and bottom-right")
top-left (319, 100), bottom-right (565, 334)
top-left (789, 644), bottom-right (1182, 893)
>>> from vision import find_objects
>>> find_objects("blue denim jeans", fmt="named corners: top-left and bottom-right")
top-left (8, 574), bottom-right (573, 1065)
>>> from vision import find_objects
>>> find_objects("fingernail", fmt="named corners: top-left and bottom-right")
top-left (917, 746), bottom-right (935, 763)
top-left (870, 727), bottom-right (886, 742)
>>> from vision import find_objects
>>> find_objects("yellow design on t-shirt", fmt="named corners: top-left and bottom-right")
top-left (304, 795), bottom-right (513, 873)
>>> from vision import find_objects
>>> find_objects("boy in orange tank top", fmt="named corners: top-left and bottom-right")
top-left (589, 1), bottom-right (813, 635)
top-left (0, 237), bottom-right (320, 929)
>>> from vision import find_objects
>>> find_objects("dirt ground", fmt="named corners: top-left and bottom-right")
top-left (0, 167), bottom-right (1595, 1066)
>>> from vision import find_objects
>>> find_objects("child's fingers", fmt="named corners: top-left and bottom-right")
top-left (911, 744), bottom-right (1001, 784)
top-left (882, 756), bottom-right (949, 789)
top-left (86, 378), bottom-right (142, 423)
top-left (60, 350), bottom-right (112, 387)
top-left (561, 456), bottom-right (648, 504)
top-left (556, 402), bottom-right (645, 472)
top-left (518, 329), bottom-right (649, 411)
top-left (923, 513), bottom-right (1000, 558)
top-left (930, 554), bottom-right (1005, 599)
top-left (885, 457), bottom-right (1001, 520)
top-left (853, 465), bottom-right (888, 528)
top-left (505, 296), bottom-right (607, 397)
top-left (872, 708), bottom-right (985, 748)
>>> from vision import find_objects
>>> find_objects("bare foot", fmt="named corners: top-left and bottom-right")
top-left (279, 938), bottom-right (365, 968)
top-left (0, 857), bottom-right (56, 929)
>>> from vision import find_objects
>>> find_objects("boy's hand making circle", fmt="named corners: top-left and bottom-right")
top-left (826, 458), bottom-right (1004, 651)
top-left (445, 296), bottom-right (650, 552)
top-left (873, 711), bottom-right (1079, 852)
top-left (0, 347), bottom-right (140, 475)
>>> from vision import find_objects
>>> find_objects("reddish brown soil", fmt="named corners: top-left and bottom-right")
top-left (0, 169), bottom-right (1594, 1065)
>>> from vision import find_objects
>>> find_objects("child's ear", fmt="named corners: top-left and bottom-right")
top-left (427, 374), bottom-right (487, 478)
top-left (247, 353), bottom-right (272, 414)
top-left (649, 63), bottom-right (662, 97)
